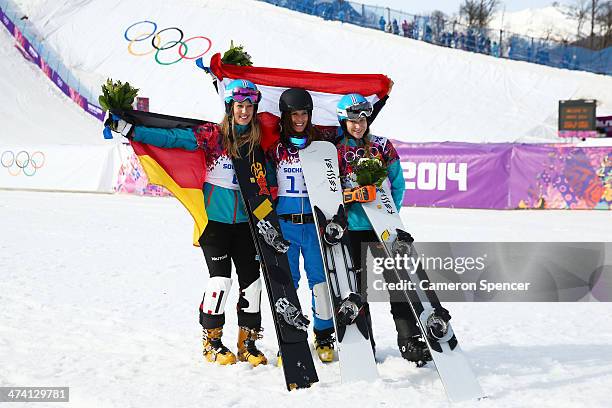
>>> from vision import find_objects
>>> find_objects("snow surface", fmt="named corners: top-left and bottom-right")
top-left (3, 0), bottom-right (612, 144)
top-left (0, 22), bottom-right (106, 145)
top-left (1, 190), bottom-right (612, 407)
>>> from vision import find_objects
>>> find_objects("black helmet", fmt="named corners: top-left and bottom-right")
top-left (279, 88), bottom-right (313, 112)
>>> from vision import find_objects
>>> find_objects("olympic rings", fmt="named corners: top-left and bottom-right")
top-left (1, 150), bottom-right (45, 176)
top-left (124, 20), bottom-right (213, 65)
top-left (124, 20), bottom-right (157, 42)
top-left (178, 36), bottom-right (212, 60)
top-left (151, 27), bottom-right (183, 50)
top-left (128, 33), bottom-right (161, 57)
top-left (344, 146), bottom-right (380, 163)
top-left (155, 40), bottom-right (188, 65)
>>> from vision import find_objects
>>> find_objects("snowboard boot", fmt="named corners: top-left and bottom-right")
top-left (237, 326), bottom-right (268, 367)
top-left (202, 326), bottom-right (237, 365)
top-left (394, 317), bottom-right (431, 367)
top-left (314, 328), bottom-right (335, 363)
top-left (398, 335), bottom-right (432, 367)
top-left (276, 351), bottom-right (283, 367)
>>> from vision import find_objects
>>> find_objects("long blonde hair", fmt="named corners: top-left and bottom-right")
top-left (220, 106), bottom-right (261, 159)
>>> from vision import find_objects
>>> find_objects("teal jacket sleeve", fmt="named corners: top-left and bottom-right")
top-left (133, 126), bottom-right (198, 151)
top-left (387, 160), bottom-right (405, 210)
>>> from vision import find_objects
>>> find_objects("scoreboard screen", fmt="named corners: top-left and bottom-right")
top-left (558, 100), bottom-right (596, 131)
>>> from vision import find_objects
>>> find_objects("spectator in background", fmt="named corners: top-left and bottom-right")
top-left (491, 41), bottom-right (500, 57)
top-left (458, 32), bottom-right (466, 50)
top-left (484, 38), bottom-right (492, 55)
top-left (424, 23), bottom-right (433, 43)
top-left (411, 19), bottom-right (419, 39)
top-left (466, 29), bottom-right (476, 52)
top-left (385, 20), bottom-right (392, 33)
top-left (392, 19), bottom-right (399, 35)
top-left (401, 19), bottom-right (409, 37)
top-left (379, 15), bottom-right (386, 31)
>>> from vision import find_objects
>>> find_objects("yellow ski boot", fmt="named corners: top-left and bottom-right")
top-left (276, 351), bottom-right (283, 367)
top-left (202, 327), bottom-right (236, 365)
top-left (237, 327), bottom-right (268, 367)
top-left (314, 329), bottom-right (335, 363)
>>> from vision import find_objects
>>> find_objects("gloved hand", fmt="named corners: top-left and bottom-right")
top-left (343, 185), bottom-right (377, 204)
top-left (103, 113), bottom-right (134, 139)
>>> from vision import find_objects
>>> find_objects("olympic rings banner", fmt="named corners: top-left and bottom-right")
top-left (124, 20), bottom-right (212, 66)
top-left (0, 4), bottom-right (105, 121)
top-left (395, 142), bottom-right (612, 210)
top-left (0, 144), bottom-right (125, 192)
top-left (1, 150), bottom-right (45, 177)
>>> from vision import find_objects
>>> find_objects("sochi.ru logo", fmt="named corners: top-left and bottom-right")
top-left (402, 162), bottom-right (468, 191)
top-left (1, 150), bottom-right (45, 176)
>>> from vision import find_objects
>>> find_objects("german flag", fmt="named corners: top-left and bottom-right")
top-left (131, 141), bottom-right (208, 246)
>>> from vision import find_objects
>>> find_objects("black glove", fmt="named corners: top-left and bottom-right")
top-left (434, 306), bottom-right (451, 322)
top-left (103, 113), bottom-right (134, 139)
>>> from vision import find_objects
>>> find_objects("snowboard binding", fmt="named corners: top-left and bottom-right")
top-left (275, 298), bottom-right (310, 332)
top-left (257, 220), bottom-right (290, 253)
top-left (336, 292), bottom-right (364, 326)
top-left (323, 221), bottom-right (345, 245)
top-left (322, 205), bottom-right (348, 246)
top-left (392, 228), bottom-right (414, 257)
top-left (426, 307), bottom-right (452, 341)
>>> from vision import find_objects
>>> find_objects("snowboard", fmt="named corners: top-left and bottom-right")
top-left (300, 141), bottom-right (378, 382)
top-left (112, 109), bottom-right (318, 390)
top-left (232, 143), bottom-right (319, 390)
top-left (357, 177), bottom-right (485, 402)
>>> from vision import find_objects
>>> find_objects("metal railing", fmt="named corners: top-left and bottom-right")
top-left (259, 0), bottom-right (611, 76)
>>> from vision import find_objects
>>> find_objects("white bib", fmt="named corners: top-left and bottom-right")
top-left (207, 155), bottom-right (239, 190)
top-left (277, 161), bottom-right (308, 197)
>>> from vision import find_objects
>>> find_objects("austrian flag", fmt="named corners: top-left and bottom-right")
top-left (208, 53), bottom-right (391, 149)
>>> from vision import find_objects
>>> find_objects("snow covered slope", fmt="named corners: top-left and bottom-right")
top-left (1, 190), bottom-right (611, 407)
top-left (4, 0), bottom-right (612, 144)
top-left (0, 23), bottom-right (106, 144)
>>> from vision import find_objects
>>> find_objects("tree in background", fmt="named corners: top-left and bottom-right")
top-left (430, 10), bottom-right (447, 36)
top-left (563, 0), bottom-right (590, 39)
top-left (596, 1), bottom-right (611, 47)
top-left (565, 0), bottom-right (610, 49)
top-left (459, 0), bottom-right (500, 28)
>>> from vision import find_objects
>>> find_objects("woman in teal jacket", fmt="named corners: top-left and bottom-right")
top-left (118, 79), bottom-right (267, 367)
top-left (335, 93), bottom-right (432, 366)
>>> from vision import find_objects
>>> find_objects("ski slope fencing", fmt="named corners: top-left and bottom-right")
top-left (0, 0), bottom-right (104, 121)
top-left (259, 0), bottom-right (612, 76)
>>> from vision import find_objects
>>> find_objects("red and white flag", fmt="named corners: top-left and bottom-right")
top-left (208, 53), bottom-right (391, 148)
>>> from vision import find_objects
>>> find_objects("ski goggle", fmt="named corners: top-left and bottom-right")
top-left (345, 102), bottom-right (373, 120)
top-left (226, 87), bottom-right (262, 104)
top-left (289, 136), bottom-right (307, 148)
